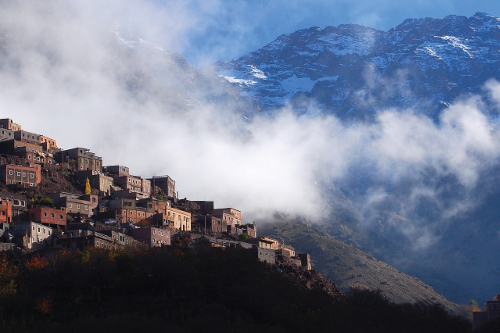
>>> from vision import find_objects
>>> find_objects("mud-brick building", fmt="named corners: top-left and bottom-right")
top-left (28, 207), bottom-right (67, 228)
top-left (0, 200), bottom-right (12, 224)
top-left (103, 165), bottom-right (129, 177)
top-left (14, 221), bottom-right (54, 251)
top-left (14, 129), bottom-right (42, 145)
top-left (0, 118), bottom-right (21, 131)
top-left (131, 226), bottom-right (170, 247)
top-left (149, 175), bottom-right (175, 198)
top-left (55, 147), bottom-right (102, 172)
top-left (47, 192), bottom-right (98, 218)
top-left (114, 174), bottom-right (151, 198)
top-left (208, 209), bottom-right (238, 234)
top-left (76, 170), bottom-right (114, 196)
top-left (166, 206), bottom-right (191, 231)
top-left (0, 163), bottom-right (41, 187)
top-left (0, 128), bottom-right (14, 141)
top-left (0, 192), bottom-right (28, 222)
top-left (196, 215), bottom-right (226, 234)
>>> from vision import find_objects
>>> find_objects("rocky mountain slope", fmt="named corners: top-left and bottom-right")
top-left (214, 13), bottom-right (500, 120)
top-left (259, 217), bottom-right (464, 315)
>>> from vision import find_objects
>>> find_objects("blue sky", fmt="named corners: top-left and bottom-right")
top-left (72, 0), bottom-right (500, 67)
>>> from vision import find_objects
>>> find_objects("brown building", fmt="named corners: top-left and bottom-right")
top-left (208, 209), bottom-right (239, 234)
top-left (0, 118), bottom-right (21, 131)
top-left (114, 175), bottom-right (151, 198)
top-left (14, 145), bottom-right (56, 165)
top-left (150, 175), bottom-right (175, 198)
top-left (197, 215), bottom-right (226, 234)
top-left (97, 198), bottom-right (155, 225)
top-left (28, 207), bottom-right (67, 227)
top-left (0, 163), bottom-right (41, 187)
top-left (131, 226), bottom-right (171, 247)
top-left (55, 147), bottom-right (102, 172)
top-left (47, 192), bottom-right (98, 218)
top-left (104, 165), bottom-right (130, 177)
top-left (76, 170), bottom-right (114, 195)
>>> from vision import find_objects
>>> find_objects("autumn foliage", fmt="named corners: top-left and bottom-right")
top-left (0, 247), bottom-right (473, 333)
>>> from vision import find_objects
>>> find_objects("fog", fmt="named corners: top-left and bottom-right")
top-left (2, 0), bottom-right (500, 254)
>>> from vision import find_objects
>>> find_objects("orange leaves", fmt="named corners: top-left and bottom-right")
top-left (24, 256), bottom-right (48, 271)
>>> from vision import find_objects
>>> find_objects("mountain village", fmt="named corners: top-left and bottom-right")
top-left (0, 117), bottom-right (312, 271)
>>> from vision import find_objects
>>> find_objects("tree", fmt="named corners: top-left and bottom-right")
top-left (85, 178), bottom-right (91, 195)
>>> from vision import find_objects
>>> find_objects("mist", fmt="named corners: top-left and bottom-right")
top-left (2, 0), bottom-right (500, 257)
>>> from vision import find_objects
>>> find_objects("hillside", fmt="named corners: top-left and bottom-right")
top-left (0, 246), bottom-right (471, 333)
top-left (259, 217), bottom-right (464, 315)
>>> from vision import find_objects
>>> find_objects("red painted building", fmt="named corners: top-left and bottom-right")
top-left (28, 207), bottom-right (67, 227)
top-left (0, 200), bottom-right (12, 223)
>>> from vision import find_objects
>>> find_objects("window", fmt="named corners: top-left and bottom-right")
top-left (16, 171), bottom-right (20, 176)
top-left (51, 213), bottom-right (55, 218)
top-left (69, 203), bottom-right (72, 208)
top-left (48, 230), bottom-right (51, 235)
top-left (77, 204), bottom-right (80, 209)
top-left (30, 173), bottom-right (34, 178)
top-left (38, 227), bottom-right (40, 233)
top-left (8, 170), bottom-right (13, 175)
top-left (44, 212), bottom-right (47, 217)
top-left (85, 205), bottom-right (88, 210)
top-left (153, 229), bottom-right (156, 234)
top-left (60, 215), bottom-right (63, 220)
top-left (43, 228), bottom-right (46, 234)
top-left (32, 225), bottom-right (35, 231)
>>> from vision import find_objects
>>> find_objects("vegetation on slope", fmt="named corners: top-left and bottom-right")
top-left (0, 247), bottom-right (471, 332)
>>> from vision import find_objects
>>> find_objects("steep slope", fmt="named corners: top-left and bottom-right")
top-left (214, 13), bottom-right (500, 120)
top-left (259, 218), bottom-right (463, 315)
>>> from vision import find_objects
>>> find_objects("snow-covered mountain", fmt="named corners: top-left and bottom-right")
top-left (214, 12), bottom-right (500, 120)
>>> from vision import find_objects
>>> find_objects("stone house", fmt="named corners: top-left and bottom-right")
top-left (14, 221), bottom-right (54, 251)
top-left (55, 147), bottom-right (102, 172)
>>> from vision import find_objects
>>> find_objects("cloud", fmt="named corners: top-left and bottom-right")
top-left (2, 0), bottom-right (500, 252)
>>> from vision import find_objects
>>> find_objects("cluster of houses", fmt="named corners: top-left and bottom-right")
top-left (0, 118), bottom-right (311, 271)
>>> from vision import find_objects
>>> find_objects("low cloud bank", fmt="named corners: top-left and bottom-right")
top-left (2, 1), bottom-right (500, 251)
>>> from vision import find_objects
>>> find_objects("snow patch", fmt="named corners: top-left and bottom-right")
top-left (280, 75), bottom-right (317, 93)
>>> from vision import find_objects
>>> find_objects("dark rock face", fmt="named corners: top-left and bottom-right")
top-left (214, 13), bottom-right (500, 120)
